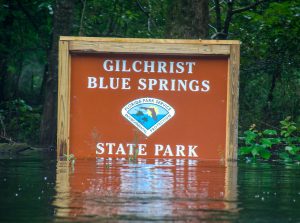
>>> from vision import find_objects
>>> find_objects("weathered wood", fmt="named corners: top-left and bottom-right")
top-left (53, 161), bottom-right (71, 217)
top-left (69, 41), bottom-right (231, 55)
top-left (57, 40), bottom-right (71, 159)
top-left (60, 36), bottom-right (240, 45)
top-left (226, 44), bottom-right (240, 161)
top-left (225, 161), bottom-right (238, 209)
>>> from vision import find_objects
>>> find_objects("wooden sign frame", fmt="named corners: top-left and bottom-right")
top-left (57, 36), bottom-right (240, 161)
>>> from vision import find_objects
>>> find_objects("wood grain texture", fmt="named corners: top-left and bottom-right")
top-left (53, 161), bottom-right (70, 216)
top-left (69, 41), bottom-right (231, 55)
top-left (225, 162), bottom-right (238, 209)
top-left (60, 36), bottom-right (240, 45)
top-left (57, 40), bottom-right (71, 159)
top-left (226, 44), bottom-right (240, 161)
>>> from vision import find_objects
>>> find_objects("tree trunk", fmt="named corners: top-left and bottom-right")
top-left (0, 1), bottom-right (14, 103)
top-left (166, 0), bottom-right (209, 39)
top-left (40, 0), bottom-right (75, 147)
top-left (0, 63), bottom-right (7, 102)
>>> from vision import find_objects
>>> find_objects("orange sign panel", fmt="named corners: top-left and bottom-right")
top-left (57, 37), bottom-right (240, 160)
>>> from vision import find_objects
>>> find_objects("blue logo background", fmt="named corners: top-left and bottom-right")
top-left (128, 103), bottom-right (168, 130)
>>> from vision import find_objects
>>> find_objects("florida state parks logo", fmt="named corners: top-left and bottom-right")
top-left (121, 98), bottom-right (175, 137)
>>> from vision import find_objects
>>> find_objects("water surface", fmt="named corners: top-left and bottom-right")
top-left (0, 152), bottom-right (300, 222)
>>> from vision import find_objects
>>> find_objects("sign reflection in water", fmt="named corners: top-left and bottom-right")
top-left (54, 159), bottom-right (238, 221)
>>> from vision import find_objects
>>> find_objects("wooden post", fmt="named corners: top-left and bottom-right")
top-left (57, 40), bottom-right (71, 158)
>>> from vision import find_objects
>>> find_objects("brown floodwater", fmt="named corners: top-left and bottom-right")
top-left (1, 152), bottom-right (300, 222)
top-left (54, 159), bottom-right (237, 222)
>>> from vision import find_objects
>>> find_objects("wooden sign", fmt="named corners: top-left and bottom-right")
top-left (57, 37), bottom-right (240, 161)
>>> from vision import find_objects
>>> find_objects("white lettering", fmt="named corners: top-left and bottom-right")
top-left (96, 143), bottom-right (105, 154)
top-left (176, 62), bottom-right (184, 73)
top-left (132, 61), bottom-right (142, 72)
top-left (177, 79), bottom-right (187, 91)
top-left (103, 60), bottom-right (113, 71)
top-left (116, 144), bottom-right (126, 155)
top-left (115, 60), bottom-right (120, 71)
top-left (138, 144), bottom-right (147, 155)
top-left (186, 62), bottom-right (196, 74)
top-left (154, 144), bottom-right (164, 156)
top-left (122, 78), bottom-right (131, 90)
top-left (99, 77), bottom-right (108, 89)
top-left (163, 145), bottom-right (174, 156)
top-left (88, 77), bottom-right (97, 88)
top-left (122, 60), bottom-right (131, 72)
top-left (188, 145), bottom-right (198, 157)
top-left (110, 77), bottom-right (119, 89)
top-left (189, 80), bottom-right (200, 92)
top-left (144, 61), bottom-right (155, 73)
top-left (159, 79), bottom-right (169, 91)
top-left (138, 78), bottom-right (147, 90)
top-left (107, 143), bottom-right (115, 155)
top-left (157, 61), bottom-right (167, 73)
top-left (176, 145), bottom-right (185, 157)
top-left (148, 79), bottom-right (158, 90)
top-left (201, 80), bottom-right (210, 92)
top-left (127, 144), bottom-right (135, 155)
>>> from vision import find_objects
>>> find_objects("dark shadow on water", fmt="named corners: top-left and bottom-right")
top-left (0, 150), bottom-right (56, 223)
top-left (237, 161), bottom-right (300, 223)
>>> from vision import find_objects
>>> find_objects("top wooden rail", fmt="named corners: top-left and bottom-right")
top-left (60, 36), bottom-right (240, 45)
top-left (60, 37), bottom-right (240, 56)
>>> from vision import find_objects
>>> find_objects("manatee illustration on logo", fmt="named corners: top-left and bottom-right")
top-left (121, 98), bottom-right (175, 137)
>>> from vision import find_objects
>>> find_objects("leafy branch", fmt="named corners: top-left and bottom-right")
top-left (211, 0), bottom-right (272, 39)
top-left (239, 117), bottom-right (300, 162)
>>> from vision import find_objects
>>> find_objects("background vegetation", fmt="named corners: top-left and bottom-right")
top-left (0, 0), bottom-right (299, 158)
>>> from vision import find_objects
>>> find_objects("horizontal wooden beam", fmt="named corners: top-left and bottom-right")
top-left (68, 40), bottom-right (232, 55)
top-left (60, 36), bottom-right (240, 45)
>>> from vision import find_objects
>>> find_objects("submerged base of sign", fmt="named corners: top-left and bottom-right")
top-left (121, 98), bottom-right (175, 137)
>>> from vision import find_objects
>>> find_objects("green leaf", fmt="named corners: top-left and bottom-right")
top-left (244, 130), bottom-right (257, 144)
top-left (285, 146), bottom-right (296, 155)
top-left (260, 150), bottom-right (272, 160)
top-left (295, 155), bottom-right (300, 161)
top-left (251, 147), bottom-right (259, 157)
top-left (263, 129), bottom-right (277, 135)
top-left (284, 132), bottom-right (290, 137)
top-left (285, 146), bottom-right (293, 151)
top-left (270, 138), bottom-right (281, 144)
top-left (260, 138), bottom-right (273, 148)
top-left (280, 130), bottom-right (286, 136)
top-left (279, 152), bottom-right (290, 161)
top-left (280, 120), bottom-right (288, 126)
top-left (239, 146), bottom-right (252, 155)
top-left (288, 125), bottom-right (297, 132)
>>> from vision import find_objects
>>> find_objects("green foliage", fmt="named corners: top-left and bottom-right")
top-left (76, 0), bottom-right (167, 38)
top-left (0, 0), bottom-right (299, 149)
top-left (230, 0), bottom-right (300, 130)
top-left (0, 99), bottom-right (41, 144)
top-left (0, 0), bottom-right (52, 102)
top-left (64, 153), bottom-right (76, 167)
top-left (239, 117), bottom-right (300, 161)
